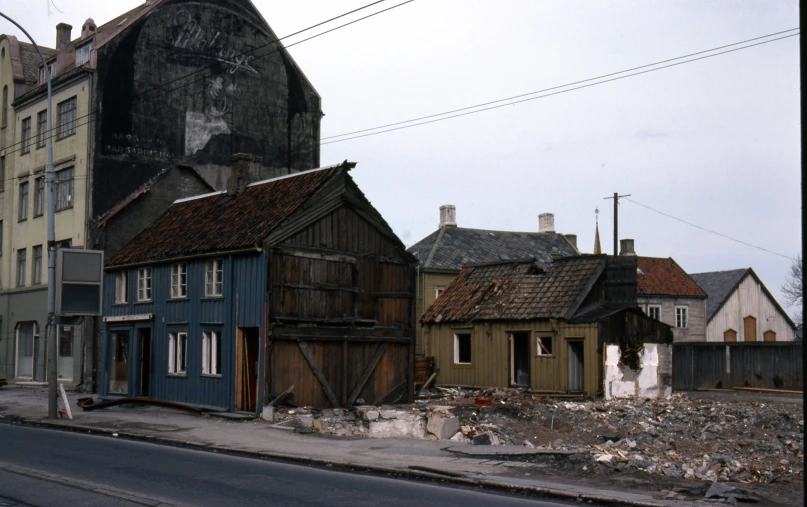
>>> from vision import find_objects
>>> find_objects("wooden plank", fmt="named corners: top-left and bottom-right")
top-left (235, 328), bottom-right (244, 410)
top-left (341, 340), bottom-right (348, 405)
top-left (732, 386), bottom-right (802, 395)
top-left (374, 380), bottom-right (407, 406)
top-left (272, 326), bottom-right (408, 338)
top-left (273, 334), bottom-right (409, 343)
top-left (373, 292), bottom-right (413, 298)
top-left (273, 282), bottom-right (362, 293)
top-left (297, 341), bottom-right (340, 407)
top-left (347, 343), bottom-right (388, 407)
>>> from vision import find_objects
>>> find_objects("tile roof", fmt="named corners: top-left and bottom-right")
top-left (18, 42), bottom-right (56, 84)
top-left (688, 269), bottom-right (749, 319)
top-left (421, 256), bottom-right (606, 324)
top-left (636, 256), bottom-right (706, 298)
top-left (107, 163), bottom-right (351, 267)
top-left (408, 227), bottom-right (578, 272)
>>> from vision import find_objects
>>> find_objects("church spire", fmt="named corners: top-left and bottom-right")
top-left (593, 207), bottom-right (602, 255)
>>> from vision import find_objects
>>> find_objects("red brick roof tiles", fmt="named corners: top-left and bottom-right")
top-left (636, 256), bottom-right (706, 298)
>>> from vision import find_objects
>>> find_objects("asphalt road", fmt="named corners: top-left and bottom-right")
top-left (0, 424), bottom-right (575, 507)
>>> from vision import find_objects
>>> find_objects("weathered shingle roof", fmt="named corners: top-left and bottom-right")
top-left (636, 257), bottom-right (706, 298)
top-left (689, 269), bottom-right (749, 319)
top-left (421, 256), bottom-right (605, 324)
top-left (107, 163), bottom-right (351, 267)
top-left (408, 227), bottom-right (578, 272)
top-left (18, 42), bottom-right (56, 84)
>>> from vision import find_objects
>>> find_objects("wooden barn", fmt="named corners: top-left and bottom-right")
top-left (421, 255), bottom-right (673, 397)
top-left (101, 162), bottom-right (416, 412)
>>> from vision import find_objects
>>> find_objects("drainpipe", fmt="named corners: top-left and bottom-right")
top-left (0, 12), bottom-right (58, 418)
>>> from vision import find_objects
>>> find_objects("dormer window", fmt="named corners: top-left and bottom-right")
top-left (76, 42), bottom-right (93, 66)
top-left (39, 62), bottom-right (56, 84)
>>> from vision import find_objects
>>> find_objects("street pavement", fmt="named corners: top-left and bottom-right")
top-left (0, 424), bottom-right (572, 507)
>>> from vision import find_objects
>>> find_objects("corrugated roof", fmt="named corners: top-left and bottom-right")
top-left (689, 269), bottom-right (749, 319)
top-left (636, 256), bottom-right (706, 298)
top-left (106, 163), bottom-right (351, 267)
top-left (421, 256), bottom-right (605, 324)
top-left (408, 227), bottom-right (578, 272)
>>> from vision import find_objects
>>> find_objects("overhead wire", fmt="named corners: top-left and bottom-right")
top-left (0, 0), bottom-right (414, 156)
top-left (624, 198), bottom-right (794, 260)
top-left (321, 31), bottom-right (799, 145)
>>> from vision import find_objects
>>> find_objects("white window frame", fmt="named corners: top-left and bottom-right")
top-left (536, 336), bottom-right (554, 356)
top-left (647, 305), bottom-right (661, 321)
top-left (202, 331), bottom-right (221, 376)
top-left (675, 306), bottom-right (688, 329)
top-left (453, 333), bottom-right (472, 364)
top-left (168, 332), bottom-right (187, 375)
top-left (137, 267), bottom-right (152, 302)
top-left (75, 42), bottom-right (92, 66)
top-left (205, 259), bottom-right (223, 297)
top-left (170, 263), bottom-right (188, 299)
top-left (115, 271), bottom-right (128, 304)
top-left (434, 285), bottom-right (446, 299)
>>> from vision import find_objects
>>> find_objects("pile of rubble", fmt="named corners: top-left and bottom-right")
top-left (269, 388), bottom-right (803, 487)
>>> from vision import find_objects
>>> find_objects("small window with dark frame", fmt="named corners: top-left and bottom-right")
top-left (37, 110), bottom-right (47, 148)
top-left (454, 333), bottom-right (472, 364)
top-left (17, 248), bottom-right (26, 287)
top-left (537, 336), bottom-right (553, 356)
top-left (56, 97), bottom-right (77, 139)
top-left (34, 177), bottom-right (44, 217)
top-left (170, 263), bottom-right (188, 299)
top-left (32, 245), bottom-right (42, 285)
top-left (647, 305), bottom-right (661, 321)
top-left (1, 155), bottom-right (5, 191)
top-left (21, 117), bottom-right (31, 154)
top-left (55, 167), bottom-right (74, 210)
top-left (18, 181), bottom-right (29, 221)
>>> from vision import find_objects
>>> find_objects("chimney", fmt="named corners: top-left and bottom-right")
top-left (538, 213), bottom-right (555, 233)
top-left (227, 153), bottom-right (262, 195)
top-left (81, 18), bottom-right (97, 40)
top-left (564, 234), bottom-right (577, 249)
top-left (619, 238), bottom-right (636, 256)
top-left (56, 23), bottom-right (72, 50)
top-left (439, 205), bottom-right (456, 228)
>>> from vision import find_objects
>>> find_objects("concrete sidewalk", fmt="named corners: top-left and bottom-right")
top-left (0, 387), bottom-right (709, 506)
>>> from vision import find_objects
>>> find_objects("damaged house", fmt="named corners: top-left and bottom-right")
top-left (101, 162), bottom-right (416, 412)
top-left (420, 255), bottom-right (673, 399)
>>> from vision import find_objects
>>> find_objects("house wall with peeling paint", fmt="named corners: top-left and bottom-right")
top-left (604, 343), bottom-right (673, 399)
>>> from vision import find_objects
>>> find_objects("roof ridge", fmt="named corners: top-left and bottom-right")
top-left (423, 226), bottom-right (446, 269)
top-left (246, 161), bottom-right (353, 188)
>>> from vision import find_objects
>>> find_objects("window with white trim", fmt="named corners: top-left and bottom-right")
top-left (168, 332), bottom-right (187, 374)
top-left (75, 42), bottom-right (92, 66)
top-left (434, 286), bottom-right (446, 299)
top-left (115, 271), bottom-right (128, 304)
top-left (202, 331), bottom-right (221, 375)
top-left (137, 267), bottom-right (152, 302)
top-left (205, 259), bottom-right (223, 297)
top-left (647, 305), bottom-right (661, 321)
top-left (675, 306), bottom-right (688, 328)
top-left (55, 167), bottom-right (74, 210)
top-left (453, 333), bottom-right (471, 364)
top-left (170, 263), bottom-right (187, 299)
top-left (56, 97), bottom-right (76, 140)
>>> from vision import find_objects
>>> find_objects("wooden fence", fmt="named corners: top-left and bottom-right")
top-left (673, 342), bottom-right (803, 391)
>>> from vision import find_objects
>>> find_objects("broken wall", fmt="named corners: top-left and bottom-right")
top-left (604, 343), bottom-right (673, 399)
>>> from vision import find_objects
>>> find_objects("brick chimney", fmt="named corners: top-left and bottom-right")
top-left (228, 153), bottom-right (262, 195)
top-left (619, 238), bottom-right (636, 256)
top-left (81, 18), bottom-right (97, 40)
top-left (564, 234), bottom-right (577, 249)
top-left (56, 23), bottom-right (72, 50)
top-left (539, 213), bottom-right (555, 233)
top-left (439, 205), bottom-right (456, 228)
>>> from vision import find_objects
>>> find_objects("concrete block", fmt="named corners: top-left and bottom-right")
top-left (368, 419), bottom-right (426, 439)
top-left (261, 406), bottom-right (275, 422)
top-left (365, 410), bottom-right (380, 421)
top-left (296, 414), bottom-right (314, 428)
top-left (426, 414), bottom-right (460, 440)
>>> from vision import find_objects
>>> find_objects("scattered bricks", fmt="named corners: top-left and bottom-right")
top-left (365, 410), bottom-right (380, 422)
top-left (295, 414), bottom-right (314, 428)
top-left (368, 419), bottom-right (426, 439)
top-left (426, 414), bottom-right (460, 440)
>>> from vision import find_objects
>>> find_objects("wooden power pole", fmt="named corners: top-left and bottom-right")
top-left (603, 192), bottom-right (630, 255)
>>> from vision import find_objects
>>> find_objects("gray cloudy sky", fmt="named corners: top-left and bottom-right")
top-left (1, 0), bottom-right (801, 315)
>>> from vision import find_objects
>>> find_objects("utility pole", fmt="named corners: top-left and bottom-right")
top-left (1, 12), bottom-right (58, 418)
top-left (603, 192), bottom-right (630, 255)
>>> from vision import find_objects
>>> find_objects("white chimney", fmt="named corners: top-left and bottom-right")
top-left (538, 213), bottom-right (555, 233)
top-left (439, 205), bottom-right (456, 228)
top-left (620, 239), bottom-right (636, 256)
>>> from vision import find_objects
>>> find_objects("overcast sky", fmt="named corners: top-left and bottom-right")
top-left (1, 0), bottom-right (801, 316)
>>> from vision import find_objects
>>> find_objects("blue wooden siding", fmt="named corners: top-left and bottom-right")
top-left (100, 252), bottom-right (267, 411)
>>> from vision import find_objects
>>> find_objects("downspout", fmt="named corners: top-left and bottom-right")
top-left (82, 70), bottom-right (95, 393)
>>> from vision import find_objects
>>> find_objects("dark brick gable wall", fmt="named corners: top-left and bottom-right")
top-left (91, 0), bottom-right (321, 218)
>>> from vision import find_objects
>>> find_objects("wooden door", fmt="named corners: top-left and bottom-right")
top-left (763, 330), bottom-right (776, 342)
top-left (743, 316), bottom-right (757, 342)
top-left (567, 341), bottom-right (584, 393)
top-left (724, 329), bottom-right (737, 342)
top-left (235, 328), bottom-right (259, 412)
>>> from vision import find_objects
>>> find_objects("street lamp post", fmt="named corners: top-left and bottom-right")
top-left (1, 12), bottom-right (58, 419)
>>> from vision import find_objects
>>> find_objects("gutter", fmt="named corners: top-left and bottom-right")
top-left (105, 246), bottom-right (263, 270)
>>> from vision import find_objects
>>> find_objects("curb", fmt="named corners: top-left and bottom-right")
top-left (5, 416), bottom-right (672, 507)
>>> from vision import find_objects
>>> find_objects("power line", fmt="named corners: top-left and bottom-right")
top-left (0, 0), bottom-right (414, 156)
top-left (321, 31), bottom-right (799, 145)
top-left (624, 198), bottom-right (794, 260)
